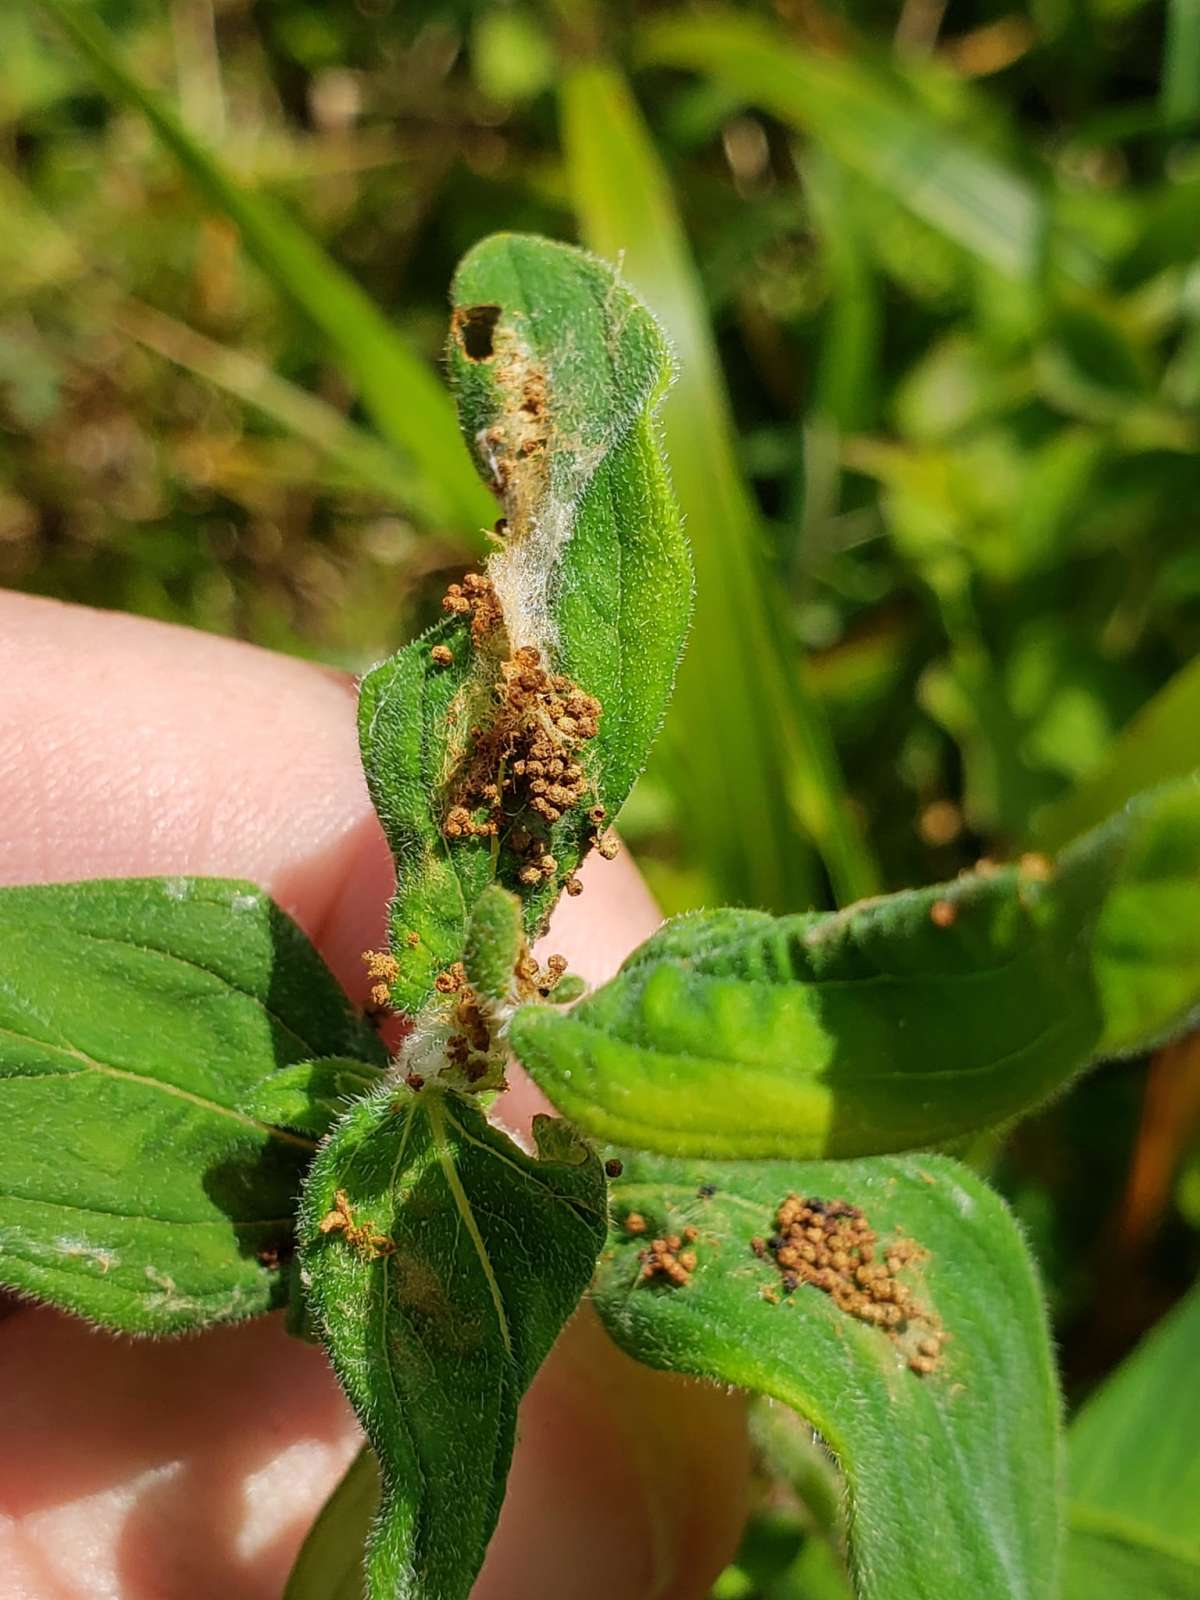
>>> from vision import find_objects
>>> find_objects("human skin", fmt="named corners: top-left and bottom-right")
top-left (0, 592), bottom-right (750, 1600)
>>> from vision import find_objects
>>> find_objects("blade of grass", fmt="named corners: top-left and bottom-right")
top-left (803, 148), bottom-right (881, 434)
top-left (0, 160), bottom-right (442, 518)
top-left (1066, 1282), bottom-right (1200, 1592)
top-left (1033, 656), bottom-right (1200, 851)
top-left (33, 0), bottom-right (493, 533)
top-left (638, 10), bottom-right (1096, 286)
top-left (114, 298), bottom-right (437, 516)
top-left (559, 59), bottom-right (878, 910)
top-left (1163, 0), bottom-right (1200, 122)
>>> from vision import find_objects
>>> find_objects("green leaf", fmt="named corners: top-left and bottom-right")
top-left (240, 1057), bottom-right (385, 1140)
top-left (1163, 0), bottom-right (1200, 123)
top-left (298, 1083), bottom-right (606, 1600)
top-left (1063, 1282), bottom-right (1200, 1596)
top-left (510, 779), bottom-right (1200, 1158)
top-left (804, 150), bottom-right (881, 435)
top-left (464, 884), bottom-right (524, 1004)
top-left (285, 1447), bottom-right (378, 1600)
top-left (1034, 656), bottom-right (1200, 850)
top-left (33, 0), bottom-right (493, 533)
top-left (1064, 1515), bottom-right (1200, 1600)
top-left (637, 11), bottom-right (1095, 286)
top-left (595, 1150), bottom-right (1060, 1600)
top-left (561, 60), bottom-right (877, 911)
top-left (361, 233), bottom-right (692, 1008)
top-left (357, 618), bottom-right (490, 1015)
top-left (0, 876), bottom-right (383, 1333)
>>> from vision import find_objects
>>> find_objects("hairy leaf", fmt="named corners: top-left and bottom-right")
top-left (595, 1151), bottom-right (1059, 1600)
top-left (298, 1084), bottom-right (606, 1600)
top-left (360, 233), bottom-right (691, 1010)
top-left (240, 1057), bottom-right (385, 1140)
top-left (511, 779), bottom-right (1200, 1158)
top-left (464, 883), bottom-right (524, 1004)
top-left (0, 876), bottom-right (383, 1332)
top-left (358, 617), bottom-right (493, 1014)
top-left (1064, 1282), bottom-right (1200, 1596)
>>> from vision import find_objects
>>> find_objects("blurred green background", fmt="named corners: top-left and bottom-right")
top-left (3, 1), bottom-right (1199, 1592)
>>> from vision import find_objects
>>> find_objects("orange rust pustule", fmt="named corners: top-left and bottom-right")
top-left (930, 898), bottom-right (957, 929)
top-left (362, 948), bottom-right (400, 1009)
top-left (441, 572), bottom-right (504, 646)
top-left (432, 961), bottom-right (494, 1081)
top-left (761, 1194), bottom-right (948, 1375)
top-left (441, 639), bottom-right (602, 886)
top-left (514, 950), bottom-right (568, 1001)
top-left (639, 1232), bottom-right (698, 1288)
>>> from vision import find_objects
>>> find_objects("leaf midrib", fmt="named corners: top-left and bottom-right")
top-left (55, 922), bottom-right (331, 1060)
top-left (0, 1020), bottom-right (315, 1152)
top-left (426, 1092), bottom-right (515, 1362)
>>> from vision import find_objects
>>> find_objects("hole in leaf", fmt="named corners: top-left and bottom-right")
top-left (455, 304), bottom-right (502, 361)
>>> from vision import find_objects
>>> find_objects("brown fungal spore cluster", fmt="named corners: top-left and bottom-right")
top-left (440, 624), bottom-right (604, 894)
top-left (441, 571), bottom-right (504, 646)
top-left (362, 948), bottom-right (400, 1009)
top-left (638, 1224), bottom-right (700, 1288)
top-left (432, 961), bottom-right (496, 1084)
top-left (422, 946), bottom-right (571, 1088)
top-left (753, 1194), bottom-right (948, 1375)
top-left (513, 950), bottom-right (569, 1001)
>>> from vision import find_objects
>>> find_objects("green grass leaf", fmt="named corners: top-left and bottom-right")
top-left (637, 11), bottom-right (1093, 285)
top-left (116, 299), bottom-right (439, 515)
top-left (0, 876), bottom-right (383, 1333)
top-left (510, 778), bottom-right (1200, 1158)
top-left (1034, 657), bottom-right (1200, 850)
top-left (360, 233), bottom-right (692, 1008)
top-left (1064, 1282), bottom-right (1200, 1595)
top-left (596, 1151), bottom-right (1060, 1600)
top-left (561, 60), bottom-right (876, 911)
top-left (1064, 1512), bottom-right (1200, 1600)
top-left (33, 0), bottom-right (493, 532)
top-left (298, 1084), bottom-right (606, 1600)
top-left (1068, 1282), bottom-right (1200, 1550)
top-left (1163, 0), bottom-right (1200, 122)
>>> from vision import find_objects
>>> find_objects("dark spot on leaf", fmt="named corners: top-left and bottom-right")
top-left (455, 303), bottom-right (502, 361)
